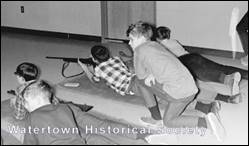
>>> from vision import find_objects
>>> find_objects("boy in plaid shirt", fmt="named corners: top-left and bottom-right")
top-left (7, 63), bottom-right (91, 120)
top-left (78, 45), bottom-right (163, 126)
top-left (8, 62), bottom-right (40, 120)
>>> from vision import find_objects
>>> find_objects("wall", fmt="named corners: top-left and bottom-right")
top-left (1, 1), bottom-right (101, 36)
top-left (2, 1), bottom-right (248, 51)
top-left (156, 1), bottom-right (248, 52)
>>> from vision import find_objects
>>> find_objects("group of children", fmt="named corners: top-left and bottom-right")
top-left (79, 21), bottom-right (247, 142)
top-left (3, 62), bottom-right (155, 145)
top-left (2, 21), bottom-right (248, 144)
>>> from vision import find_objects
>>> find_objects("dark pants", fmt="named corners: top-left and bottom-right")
top-left (179, 53), bottom-right (248, 81)
top-left (236, 11), bottom-right (248, 56)
top-left (145, 81), bottom-right (200, 128)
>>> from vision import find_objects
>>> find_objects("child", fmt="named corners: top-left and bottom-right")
top-left (126, 21), bottom-right (226, 141)
top-left (8, 62), bottom-right (39, 120)
top-left (156, 26), bottom-right (247, 103)
top-left (78, 45), bottom-right (163, 126)
top-left (8, 62), bottom-right (92, 120)
top-left (156, 26), bottom-right (248, 81)
top-left (22, 80), bottom-right (163, 145)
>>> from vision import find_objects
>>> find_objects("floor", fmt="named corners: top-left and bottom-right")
top-left (1, 31), bottom-right (248, 145)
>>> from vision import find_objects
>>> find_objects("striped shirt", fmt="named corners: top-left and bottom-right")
top-left (94, 57), bottom-right (133, 95)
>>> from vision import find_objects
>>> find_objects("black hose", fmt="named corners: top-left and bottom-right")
top-left (61, 62), bottom-right (85, 78)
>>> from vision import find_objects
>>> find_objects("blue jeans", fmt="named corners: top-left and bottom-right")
top-left (179, 53), bottom-right (248, 81)
top-left (139, 80), bottom-right (202, 128)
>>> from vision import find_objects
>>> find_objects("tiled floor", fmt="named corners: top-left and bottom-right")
top-left (1, 31), bottom-right (248, 144)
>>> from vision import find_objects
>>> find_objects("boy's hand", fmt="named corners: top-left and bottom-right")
top-left (145, 74), bottom-right (155, 87)
top-left (78, 58), bottom-right (97, 83)
top-left (7, 90), bottom-right (16, 96)
top-left (78, 58), bottom-right (88, 69)
top-left (77, 58), bottom-right (82, 65)
top-left (7, 90), bottom-right (17, 107)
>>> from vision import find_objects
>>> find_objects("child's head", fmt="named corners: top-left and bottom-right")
top-left (22, 80), bottom-right (54, 112)
top-left (156, 26), bottom-right (171, 41)
top-left (91, 45), bottom-right (110, 64)
top-left (126, 21), bottom-right (154, 49)
top-left (14, 62), bottom-right (39, 84)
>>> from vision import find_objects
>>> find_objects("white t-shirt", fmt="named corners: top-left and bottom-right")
top-left (160, 39), bottom-right (189, 57)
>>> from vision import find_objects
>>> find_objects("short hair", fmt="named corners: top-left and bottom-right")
top-left (156, 26), bottom-right (171, 40)
top-left (22, 80), bottom-right (54, 102)
top-left (14, 62), bottom-right (39, 82)
top-left (126, 21), bottom-right (155, 40)
top-left (91, 45), bottom-right (110, 63)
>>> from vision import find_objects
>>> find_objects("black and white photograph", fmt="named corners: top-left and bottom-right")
top-left (1, 1), bottom-right (248, 145)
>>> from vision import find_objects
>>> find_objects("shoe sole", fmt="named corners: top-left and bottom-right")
top-left (207, 113), bottom-right (226, 142)
top-left (211, 101), bottom-right (221, 121)
top-left (229, 94), bottom-right (242, 104)
top-left (232, 72), bottom-right (241, 95)
top-left (139, 118), bottom-right (163, 129)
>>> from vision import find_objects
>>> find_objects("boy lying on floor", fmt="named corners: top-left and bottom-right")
top-left (1, 62), bottom-right (93, 144)
top-left (7, 62), bottom-right (93, 120)
top-left (18, 79), bottom-right (169, 145)
top-left (155, 26), bottom-right (247, 103)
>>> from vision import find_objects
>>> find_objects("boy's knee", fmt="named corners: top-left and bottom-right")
top-left (163, 119), bottom-right (175, 128)
top-left (162, 115), bottom-right (175, 128)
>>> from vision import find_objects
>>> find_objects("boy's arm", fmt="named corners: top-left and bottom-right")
top-left (72, 107), bottom-right (138, 140)
top-left (78, 59), bottom-right (100, 83)
top-left (12, 93), bottom-right (27, 120)
top-left (119, 57), bottom-right (135, 73)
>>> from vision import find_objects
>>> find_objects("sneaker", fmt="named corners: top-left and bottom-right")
top-left (227, 94), bottom-right (242, 104)
top-left (206, 113), bottom-right (226, 142)
top-left (140, 117), bottom-right (164, 128)
top-left (210, 101), bottom-right (221, 121)
top-left (211, 101), bottom-right (221, 111)
top-left (145, 134), bottom-right (170, 145)
top-left (241, 55), bottom-right (248, 66)
top-left (225, 72), bottom-right (241, 95)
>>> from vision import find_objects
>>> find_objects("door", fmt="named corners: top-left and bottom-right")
top-left (101, 1), bottom-right (155, 41)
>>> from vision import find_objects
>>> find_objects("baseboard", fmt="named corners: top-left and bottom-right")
top-left (1, 26), bottom-right (245, 59)
top-left (105, 38), bottom-right (245, 59)
top-left (184, 45), bottom-right (245, 59)
top-left (1, 26), bottom-right (102, 42)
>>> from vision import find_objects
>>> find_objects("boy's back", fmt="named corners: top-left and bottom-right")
top-left (24, 103), bottom-right (85, 145)
top-left (134, 41), bottom-right (198, 99)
